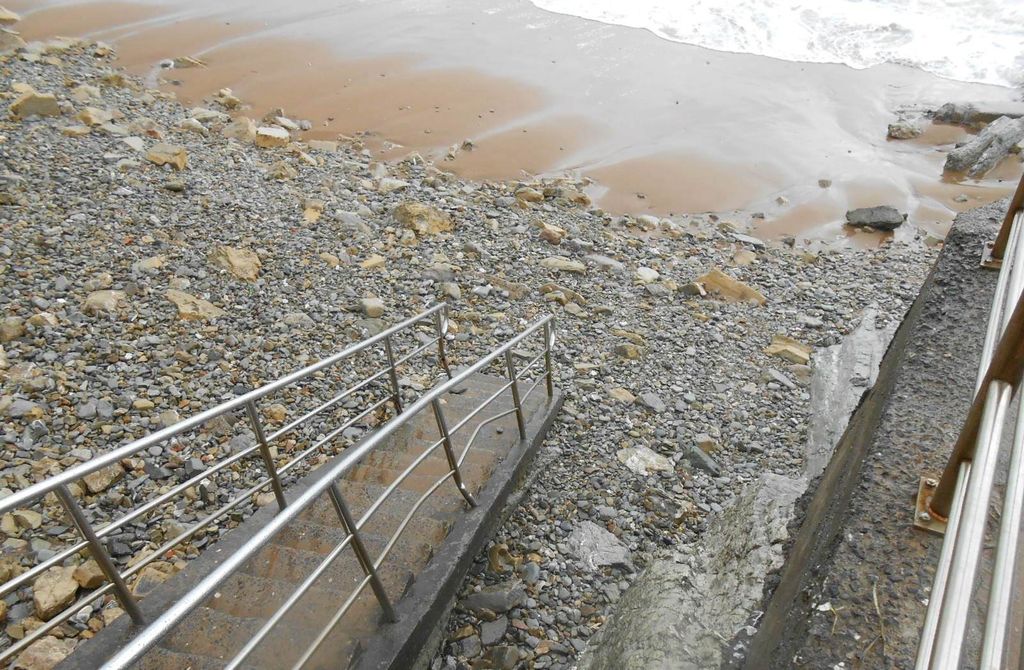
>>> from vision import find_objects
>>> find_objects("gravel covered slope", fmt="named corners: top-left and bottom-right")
top-left (0, 39), bottom-right (936, 668)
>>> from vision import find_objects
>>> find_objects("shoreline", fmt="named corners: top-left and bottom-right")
top-left (8, 0), bottom-right (1024, 246)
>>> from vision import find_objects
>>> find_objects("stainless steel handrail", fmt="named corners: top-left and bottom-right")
top-left (916, 174), bottom-right (1024, 669)
top-left (103, 314), bottom-right (556, 669)
top-left (0, 304), bottom-right (450, 665)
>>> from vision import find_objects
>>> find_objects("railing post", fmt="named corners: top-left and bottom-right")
top-left (504, 351), bottom-right (527, 439)
top-left (435, 307), bottom-right (453, 379)
top-left (245, 401), bottom-right (287, 511)
top-left (543, 320), bottom-right (555, 398)
top-left (326, 483), bottom-right (397, 623)
top-left (55, 485), bottom-right (146, 625)
top-left (383, 335), bottom-right (403, 413)
top-left (431, 398), bottom-right (478, 507)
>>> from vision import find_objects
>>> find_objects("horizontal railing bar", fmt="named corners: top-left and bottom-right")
top-left (266, 367), bottom-right (391, 443)
top-left (353, 434), bottom-right (448, 532)
top-left (281, 396), bottom-right (395, 473)
top-left (445, 379), bottom-right (516, 438)
top-left (226, 533), bottom-right (356, 669)
top-left (0, 536), bottom-right (88, 599)
top-left (456, 407), bottom-right (519, 468)
top-left (0, 582), bottom-right (115, 664)
top-left (392, 337), bottom-right (440, 369)
top-left (103, 314), bottom-right (553, 669)
top-left (0, 305), bottom-right (447, 515)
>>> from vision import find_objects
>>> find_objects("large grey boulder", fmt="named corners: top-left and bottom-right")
top-left (577, 473), bottom-right (805, 670)
top-left (844, 206), bottom-right (906, 231)
top-left (944, 115), bottom-right (1024, 178)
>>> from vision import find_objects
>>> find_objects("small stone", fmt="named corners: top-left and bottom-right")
top-left (360, 254), bottom-right (386, 270)
top-left (10, 88), bottom-right (61, 118)
top-left (222, 116), bottom-right (257, 143)
top-left (358, 297), bottom-right (386, 318)
top-left (392, 202), bottom-right (453, 236)
top-left (378, 177), bottom-right (409, 193)
top-left (72, 560), bottom-right (106, 589)
top-left (82, 464), bottom-right (124, 494)
top-left (765, 334), bottom-right (812, 365)
top-left (540, 257), bottom-right (586, 274)
top-left (635, 267), bottom-right (659, 284)
top-left (145, 143), bottom-right (187, 170)
top-left (12, 509), bottom-right (42, 529)
top-left (888, 120), bottom-right (923, 140)
top-left (614, 343), bottom-right (643, 360)
top-left (693, 268), bottom-right (766, 305)
top-left (81, 290), bottom-right (127, 315)
top-left (637, 392), bottom-right (665, 413)
top-left (480, 616), bottom-right (508, 646)
top-left (255, 126), bottom-right (290, 148)
top-left (32, 566), bottom-right (78, 620)
top-left (536, 221), bottom-right (566, 245)
top-left (319, 252), bottom-right (341, 267)
top-left (76, 107), bottom-right (113, 126)
top-left (264, 404), bottom-right (286, 423)
top-left (1, 316), bottom-right (25, 342)
top-left (616, 446), bottom-right (672, 476)
top-left (307, 139), bottom-right (338, 152)
top-left (12, 636), bottom-right (76, 670)
top-left (165, 290), bottom-right (225, 321)
top-left (209, 246), bottom-right (261, 281)
top-left (607, 388), bottom-right (635, 404)
top-left (567, 521), bottom-right (632, 571)
top-left (463, 581), bottom-right (526, 614)
top-left (0, 7), bottom-right (21, 24)
top-left (132, 398), bottom-right (155, 411)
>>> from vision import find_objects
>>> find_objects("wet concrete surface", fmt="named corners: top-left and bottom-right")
top-left (744, 198), bottom-right (1007, 668)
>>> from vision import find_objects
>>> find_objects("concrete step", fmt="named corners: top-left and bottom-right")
top-left (133, 646), bottom-right (225, 670)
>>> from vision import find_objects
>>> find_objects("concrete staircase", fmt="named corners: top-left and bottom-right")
top-left (68, 372), bottom-right (561, 670)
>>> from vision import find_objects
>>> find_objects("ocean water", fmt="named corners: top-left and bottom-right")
top-left (529, 0), bottom-right (1024, 88)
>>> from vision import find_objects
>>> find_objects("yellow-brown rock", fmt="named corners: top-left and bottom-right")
top-left (145, 143), bottom-right (187, 171)
top-left (694, 268), bottom-right (766, 305)
top-left (392, 202), bottom-right (453, 236)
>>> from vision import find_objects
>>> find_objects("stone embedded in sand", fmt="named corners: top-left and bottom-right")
top-left (223, 116), bottom-right (257, 143)
top-left (255, 125), bottom-right (290, 148)
top-left (614, 343), bottom-right (644, 360)
top-left (177, 117), bottom-right (208, 136)
top-left (360, 254), bottom-right (386, 270)
top-left (10, 88), bottom-right (60, 118)
top-left (307, 139), bottom-right (338, 152)
top-left (887, 120), bottom-right (922, 140)
top-left (694, 268), bottom-right (766, 305)
top-left (392, 202), bottom-right (453, 236)
top-left (146, 143), bottom-right (187, 170)
top-left (70, 84), bottom-right (101, 103)
top-left (0, 28), bottom-right (25, 54)
top-left (32, 566), bottom-right (78, 621)
top-left (269, 161), bottom-right (297, 180)
top-left (319, 252), bottom-right (341, 268)
top-left (13, 636), bottom-right (76, 670)
top-left (732, 249), bottom-right (757, 266)
top-left (209, 246), bottom-right (261, 281)
top-left (81, 290), bottom-right (127, 315)
top-left (540, 257), bottom-right (586, 274)
top-left (166, 289), bottom-right (225, 321)
top-left (844, 206), bottom-right (906, 231)
top-left (172, 55), bottom-right (206, 69)
top-left (26, 312), bottom-right (58, 328)
top-left (765, 335), bottom-right (812, 365)
top-left (76, 107), bottom-right (112, 126)
top-left (0, 7), bottom-right (21, 24)
top-left (608, 388), bottom-right (635, 404)
top-left (189, 107), bottom-right (229, 123)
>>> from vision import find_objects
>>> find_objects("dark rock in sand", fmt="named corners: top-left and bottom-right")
top-left (844, 206), bottom-right (906, 231)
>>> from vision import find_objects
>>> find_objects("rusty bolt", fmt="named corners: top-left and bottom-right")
top-left (919, 511), bottom-right (932, 522)
top-left (924, 478), bottom-right (938, 488)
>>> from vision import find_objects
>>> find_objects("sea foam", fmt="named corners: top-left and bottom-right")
top-left (530, 0), bottom-right (1024, 89)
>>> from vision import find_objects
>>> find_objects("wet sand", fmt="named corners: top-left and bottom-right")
top-left (9, 0), bottom-right (1023, 244)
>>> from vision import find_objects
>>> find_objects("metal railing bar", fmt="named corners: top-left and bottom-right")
top-left (102, 315), bottom-right (553, 669)
top-left (246, 401), bottom-right (287, 510)
top-left (915, 462), bottom-right (971, 670)
top-left (1, 441), bottom-right (267, 600)
top-left (432, 399), bottom-right (478, 507)
top-left (392, 337), bottom-right (440, 370)
top-left (976, 215), bottom-right (1020, 394)
top-left (353, 435), bottom-right (448, 532)
top-left (980, 396), bottom-right (1024, 669)
top-left (276, 396), bottom-right (395, 477)
top-left (265, 367), bottom-right (391, 443)
top-left (444, 379), bottom-right (515, 439)
top-left (0, 305), bottom-right (446, 515)
top-left (456, 407), bottom-right (519, 468)
top-left (327, 484), bottom-right (396, 621)
top-left (55, 485), bottom-right (144, 624)
top-left (224, 532), bottom-right (356, 670)
top-left (930, 381), bottom-right (1014, 668)
top-left (991, 174), bottom-right (1024, 259)
top-left (0, 582), bottom-right (115, 665)
top-left (294, 471), bottom-right (456, 670)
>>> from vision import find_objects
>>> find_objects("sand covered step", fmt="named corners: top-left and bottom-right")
top-left (133, 646), bottom-right (224, 670)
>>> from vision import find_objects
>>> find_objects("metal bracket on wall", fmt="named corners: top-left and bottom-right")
top-left (981, 241), bottom-right (1003, 270)
top-left (914, 476), bottom-right (947, 535)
